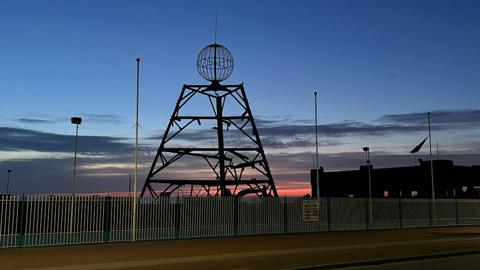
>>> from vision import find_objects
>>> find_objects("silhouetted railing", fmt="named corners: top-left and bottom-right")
top-left (1, 196), bottom-right (479, 248)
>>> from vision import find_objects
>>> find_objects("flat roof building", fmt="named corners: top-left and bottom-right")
top-left (311, 160), bottom-right (480, 199)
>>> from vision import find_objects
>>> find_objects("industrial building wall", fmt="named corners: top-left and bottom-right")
top-left (311, 160), bottom-right (480, 199)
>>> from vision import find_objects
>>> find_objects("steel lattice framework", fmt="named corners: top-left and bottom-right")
top-left (140, 82), bottom-right (278, 197)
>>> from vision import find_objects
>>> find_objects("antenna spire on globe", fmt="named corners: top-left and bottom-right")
top-left (196, 15), bottom-right (234, 83)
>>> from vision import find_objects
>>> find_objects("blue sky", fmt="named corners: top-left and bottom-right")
top-left (0, 0), bottom-right (479, 195)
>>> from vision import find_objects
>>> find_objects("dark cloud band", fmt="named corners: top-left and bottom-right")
top-left (0, 127), bottom-right (131, 154)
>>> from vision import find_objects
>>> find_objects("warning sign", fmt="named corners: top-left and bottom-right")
top-left (303, 199), bottom-right (320, 222)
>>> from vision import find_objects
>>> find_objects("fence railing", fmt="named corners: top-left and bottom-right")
top-left (1, 196), bottom-right (479, 248)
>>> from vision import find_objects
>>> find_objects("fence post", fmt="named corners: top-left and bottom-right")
top-left (365, 198), bottom-right (370, 230)
top-left (103, 196), bottom-right (111, 243)
top-left (174, 197), bottom-right (181, 239)
top-left (428, 198), bottom-right (433, 227)
top-left (234, 197), bottom-right (239, 236)
top-left (398, 196), bottom-right (403, 229)
top-left (283, 197), bottom-right (288, 233)
top-left (455, 197), bottom-right (459, 225)
top-left (16, 195), bottom-right (27, 247)
top-left (327, 197), bottom-right (331, 232)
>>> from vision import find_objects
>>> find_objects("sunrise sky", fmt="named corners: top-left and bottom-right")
top-left (0, 0), bottom-right (479, 196)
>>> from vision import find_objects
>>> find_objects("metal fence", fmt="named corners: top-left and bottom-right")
top-left (1, 196), bottom-right (479, 248)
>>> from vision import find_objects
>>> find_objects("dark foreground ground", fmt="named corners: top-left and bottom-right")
top-left (1, 226), bottom-right (480, 270)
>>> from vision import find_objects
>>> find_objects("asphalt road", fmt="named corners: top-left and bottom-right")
top-left (1, 226), bottom-right (480, 270)
top-left (329, 254), bottom-right (480, 270)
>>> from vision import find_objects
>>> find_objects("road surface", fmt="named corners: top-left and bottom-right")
top-left (1, 226), bottom-right (480, 269)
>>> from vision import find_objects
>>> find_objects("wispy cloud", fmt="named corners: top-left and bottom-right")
top-left (12, 113), bottom-right (123, 125)
top-left (377, 109), bottom-right (480, 126)
top-left (0, 127), bottom-right (132, 154)
top-left (15, 118), bottom-right (55, 124)
top-left (80, 114), bottom-right (123, 124)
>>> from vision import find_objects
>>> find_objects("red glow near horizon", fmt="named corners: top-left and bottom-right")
top-left (72, 187), bottom-right (312, 198)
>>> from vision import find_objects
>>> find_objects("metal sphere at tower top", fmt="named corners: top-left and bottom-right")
top-left (196, 44), bottom-right (234, 82)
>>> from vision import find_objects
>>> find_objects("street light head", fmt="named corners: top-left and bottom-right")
top-left (362, 147), bottom-right (370, 152)
top-left (7, 169), bottom-right (12, 173)
top-left (71, 117), bottom-right (82, 125)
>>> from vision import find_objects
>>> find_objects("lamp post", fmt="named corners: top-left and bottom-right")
top-left (71, 117), bottom-right (82, 195)
top-left (314, 91), bottom-right (320, 199)
top-left (69, 117), bottom-right (81, 234)
top-left (362, 147), bottom-right (372, 223)
top-left (428, 112), bottom-right (436, 224)
top-left (6, 169), bottom-right (12, 194)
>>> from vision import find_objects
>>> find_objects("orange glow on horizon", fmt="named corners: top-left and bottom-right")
top-left (277, 188), bottom-right (311, 197)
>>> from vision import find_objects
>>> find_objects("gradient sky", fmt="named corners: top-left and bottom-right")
top-left (0, 0), bottom-right (479, 196)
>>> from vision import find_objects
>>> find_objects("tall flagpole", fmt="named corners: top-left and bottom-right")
top-left (428, 112), bottom-right (436, 223)
top-left (314, 91), bottom-right (320, 199)
top-left (132, 58), bottom-right (140, 242)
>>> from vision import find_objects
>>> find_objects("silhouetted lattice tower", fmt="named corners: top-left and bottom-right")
top-left (140, 43), bottom-right (278, 197)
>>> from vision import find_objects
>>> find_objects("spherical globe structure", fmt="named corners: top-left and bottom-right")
top-left (197, 44), bottom-right (234, 82)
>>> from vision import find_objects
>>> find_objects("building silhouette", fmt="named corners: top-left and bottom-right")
top-left (311, 160), bottom-right (480, 199)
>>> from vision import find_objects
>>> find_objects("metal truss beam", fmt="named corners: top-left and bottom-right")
top-left (140, 82), bottom-right (278, 198)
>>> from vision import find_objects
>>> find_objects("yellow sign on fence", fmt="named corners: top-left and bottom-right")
top-left (303, 199), bottom-right (320, 222)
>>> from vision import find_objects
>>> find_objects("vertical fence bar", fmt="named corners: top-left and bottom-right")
top-left (16, 195), bottom-right (26, 247)
top-left (46, 197), bottom-right (51, 245)
top-left (33, 196), bottom-right (38, 246)
top-left (455, 196), bottom-right (459, 225)
top-left (7, 197), bottom-right (13, 247)
top-left (428, 198), bottom-right (433, 227)
top-left (365, 198), bottom-right (370, 230)
top-left (63, 196), bottom-right (68, 244)
top-left (174, 197), bottom-right (181, 239)
top-left (0, 197), bottom-right (3, 246)
top-left (283, 197), bottom-right (288, 233)
top-left (39, 197), bottom-right (44, 245)
top-left (234, 197), bottom-right (239, 236)
top-left (14, 196), bottom-right (19, 247)
top-left (327, 197), bottom-right (331, 232)
top-left (24, 196), bottom-right (31, 247)
top-left (398, 196), bottom-right (403, 229)
top-left (5, 196), bottom-right (11, 247)
top-left (103, 196), bottom-right (111, 243)
top-left (4, 196), bottom-right (10, 247)
top-left (0, 197), bottom-right (4, 247)
top-left (51, 196), bottom-right (56, 245)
